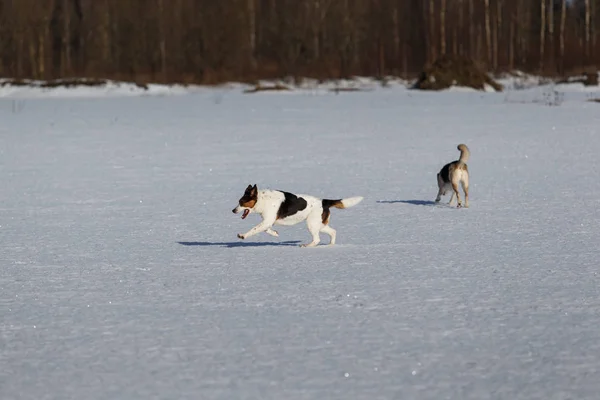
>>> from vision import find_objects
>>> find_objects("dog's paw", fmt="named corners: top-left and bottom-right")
top-left (237, 233), bottom-right (245, 239)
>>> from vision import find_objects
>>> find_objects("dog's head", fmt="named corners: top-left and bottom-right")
top-left (232, 184), bottom-right (258, 219)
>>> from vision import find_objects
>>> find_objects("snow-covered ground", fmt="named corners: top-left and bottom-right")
top-left (1, 80), bottom-right (600, 400)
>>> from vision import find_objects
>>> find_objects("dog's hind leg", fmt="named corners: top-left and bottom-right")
top-left (320, 225), bottom-right (337, 245)
top-left (451, 180), bottom-right (462, 207)
top-left (300, 214), bottom-right (322, 248)
top-left (435, 173), bottom-right (444, 202)
top-left (435, 188), bottom-right (444, 203)
top-left (461, 175), bottom-right (469, 208)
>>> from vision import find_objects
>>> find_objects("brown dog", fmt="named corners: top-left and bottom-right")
top-left (435, 144), bottom-right (470, 208)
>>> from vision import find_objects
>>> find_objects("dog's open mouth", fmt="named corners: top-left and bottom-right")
top-left (241, 209), bottom-right (250, 219)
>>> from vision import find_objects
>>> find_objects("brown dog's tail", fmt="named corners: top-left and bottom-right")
top-left (457, 144), bottom-right (470, 164)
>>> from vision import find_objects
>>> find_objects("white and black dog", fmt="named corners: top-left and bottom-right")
top-left (232, 185), bottom-right (363, 247)
top-left (435, 144), bottom-right (470, 208)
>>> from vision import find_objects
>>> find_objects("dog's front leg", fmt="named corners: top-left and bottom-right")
top-left (238, 220), bottom-right (275, 239)
top-left (265, 228), bottom-right (279, 237)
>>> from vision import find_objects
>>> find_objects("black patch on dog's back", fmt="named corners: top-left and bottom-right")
top-left (276, 191), bottom-right (308, 220)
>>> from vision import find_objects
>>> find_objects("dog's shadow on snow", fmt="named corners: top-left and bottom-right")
top-left (178, 240), bottom-right (302, 248)
top-left (377, 200), bottom-right (437, 206)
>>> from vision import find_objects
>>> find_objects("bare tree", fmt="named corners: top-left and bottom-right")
top-left (540, 0), bottom-right (546, 71)
top-left (509, 8), bottom-right (516, 69)
top-left (158, 0), bottom-right (167, 79)
top-left (559, 0), bottom-right (567, 72)
top-left (484, 0), bottom-right (492, 64)
top-left (392, 0), bottom-right (400, 63)
top-left (585, 0), bottom-right (591, 60)
top-left (593, 0), bottom-right (597, 52)
top-left (429, 0), bottom-right (436, 61)
top-left (547, 0), bottom-right (554, 71)
top-left (0, 0), bottom-right (597, 84)
top-left (440, 0), bottom-right (446, 55)
top-left (247, 0), bottom-right (256, 69)
top-left (62, 0), bottom-right (71, 75)
top-left (456, 0), bottom-right (465, 55)
top-left (493, 0), bottom-right (504, 70)
top-left (468, 0), bottom-right (475, 57)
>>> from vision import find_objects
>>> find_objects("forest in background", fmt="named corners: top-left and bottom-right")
top-left (0, 0), bottom-right (598, 84)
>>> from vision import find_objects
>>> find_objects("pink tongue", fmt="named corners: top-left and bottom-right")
top-left (242, 209), bottom-right (249, 219)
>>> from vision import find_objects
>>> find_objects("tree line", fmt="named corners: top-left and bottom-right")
top-left (0, 0), bottom-right (597, 84)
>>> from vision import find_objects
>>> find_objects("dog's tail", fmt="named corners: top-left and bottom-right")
top-left (457, 144), bottom-right (470, 164)
top-left (322, 196), bottom-right (364, 210)
top-left (321, 196), bottom-right (363, 224)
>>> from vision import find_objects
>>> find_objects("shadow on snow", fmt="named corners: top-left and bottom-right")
top-left (377, 199), bottom-right (437, 206)
top-left (177, 240), bottom-right (302, 248)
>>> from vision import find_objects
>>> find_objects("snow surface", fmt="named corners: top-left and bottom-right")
top-left (1, 81), bottom-right (600, 400)
top-left (0, 79), bottom-right (195, 98)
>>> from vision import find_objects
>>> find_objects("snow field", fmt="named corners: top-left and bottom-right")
top-left (1, 83), bottom-right (600, 399)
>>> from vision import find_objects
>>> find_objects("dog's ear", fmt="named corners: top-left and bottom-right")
top-left (250, 184), bottom-right (258, 196)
